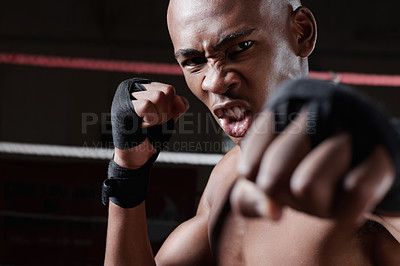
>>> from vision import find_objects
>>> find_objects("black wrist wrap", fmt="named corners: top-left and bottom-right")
top-left (102, 153), bottom-right (159, 208)
top-left (102, 78), bottom-right (175, 208)
top-left (111, 78), bottom-right (174, 151)
top-left (265, 79), bottom-right (400, 211)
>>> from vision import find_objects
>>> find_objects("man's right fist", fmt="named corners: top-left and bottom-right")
top-left (111, 78), bottom-right (188, 169)
top-left (102, 78), bottom-right (189, 208)
top-left (131, 81), bottom-right (189, 128)
top-left (111, 78), bottom-right (188, 151)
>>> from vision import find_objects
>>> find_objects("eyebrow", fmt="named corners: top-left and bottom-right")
top-left (215, 28), bottom-right (256, 50)
top-left (174, 48), bottom-right (203, 60)
top-left (174, 28), bottom-right (256, 60)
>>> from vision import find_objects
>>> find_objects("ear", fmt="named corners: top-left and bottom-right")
top-left (291, 7), bottom-right (317, 57)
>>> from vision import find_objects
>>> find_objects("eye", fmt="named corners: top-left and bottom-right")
top-left (228, 41), bottom-right (253, 56)
top-left (181, 56), bottom-right (207, 67)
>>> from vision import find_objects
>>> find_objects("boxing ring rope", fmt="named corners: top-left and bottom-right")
top-left (1, 52), bottom-right (400, 87)
top-left (0, 52), bottom-right (399, 164)
top-left (0, 141), bottom-right (224, 166)
top-left (0, 52), bottom-right (183, 76)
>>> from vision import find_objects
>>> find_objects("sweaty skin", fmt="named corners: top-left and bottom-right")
top-left (164, 0), bottom-right (400, 265)
top-left (204, 147), bottom-right (400, 265)
top-left (168, 0), bottom-right (310, 143)
top-left (105, 0), bottom-right (400, 265)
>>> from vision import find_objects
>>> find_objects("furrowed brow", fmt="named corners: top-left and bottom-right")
top-left (174, 28), bottom-right (255, 59)
top-left (215, 28), bottom-right (256, 50)
top-left (174, 48), bottom-right (203, 60)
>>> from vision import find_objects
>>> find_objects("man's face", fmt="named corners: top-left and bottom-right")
top-left (168, 0), bottom-right (301, 143)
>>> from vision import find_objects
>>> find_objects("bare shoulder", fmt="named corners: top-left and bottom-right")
top-left (202, 145), bottom-right (241, 209)
top-left (155, 146), bottom-right (240, 265)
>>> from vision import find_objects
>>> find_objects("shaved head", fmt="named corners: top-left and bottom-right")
top-left (167, 0), bottom-right (303, 54)
top-left (166, 0), bottom-right (316, 141)
top-left (167, 0), bottom-right (302, 23)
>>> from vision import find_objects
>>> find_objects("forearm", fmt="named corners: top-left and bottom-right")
top-left (103, 78), bottom-right (188, 265)
top-left (105, 201), bottom-right (155, 266)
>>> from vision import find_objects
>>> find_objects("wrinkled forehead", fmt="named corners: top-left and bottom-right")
top-left (167, 0), bottom-right (277, 47)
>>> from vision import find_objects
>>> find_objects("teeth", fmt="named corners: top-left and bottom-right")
top-left (225, 109), bottom-right (235, 117)
top-left (233, 107), bottom-right (241, 118)
top-left (222, 106), bottom-right (246, 120)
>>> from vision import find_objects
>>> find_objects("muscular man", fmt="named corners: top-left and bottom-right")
top-left (104, 0), bottom-right (400, 265)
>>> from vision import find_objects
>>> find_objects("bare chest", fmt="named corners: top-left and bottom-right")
top-left (210, 207), bottom-right (399, 266)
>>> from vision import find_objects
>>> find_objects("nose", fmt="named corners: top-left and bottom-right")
top-left (202, 63), bottom-right (239, 95)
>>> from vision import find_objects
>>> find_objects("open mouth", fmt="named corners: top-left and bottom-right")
top-left (215, 106), bottom-right (252, 138)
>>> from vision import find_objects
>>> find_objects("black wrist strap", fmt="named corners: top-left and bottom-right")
top-left (102, 152), bottom-right (159, 208)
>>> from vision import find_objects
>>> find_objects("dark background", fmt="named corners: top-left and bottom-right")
top-left (0, 0), bottom-right (399, 265)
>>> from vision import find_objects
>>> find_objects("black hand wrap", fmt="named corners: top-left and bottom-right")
top-left (111, 77), bottom-right (174, 150)
top-left (102, 78), bottom-right (174, 208)
top-left (265, 79), bottom-right (400, 212)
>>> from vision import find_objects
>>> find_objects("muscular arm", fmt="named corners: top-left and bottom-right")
top-left (104, 140), bottom-right (217, 266)
top-left (105, 201), bottom-right (155, 266)
top-left (104, 140), bottom-right (157, 266)
top-left (104, 146), bottom-right (241, 265)
top-left (155, 147), bottom-right (240, 265)
top-left (105, 159), bottom-right (215, 266)
top-left (104, 79), bottom-right (198, 265)
top-left (155, 196), bottom-right (215, 266)
top-left (104, 157), bottom-right (214, 266)
top-left (105, 200), bottom-right (215, 266)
